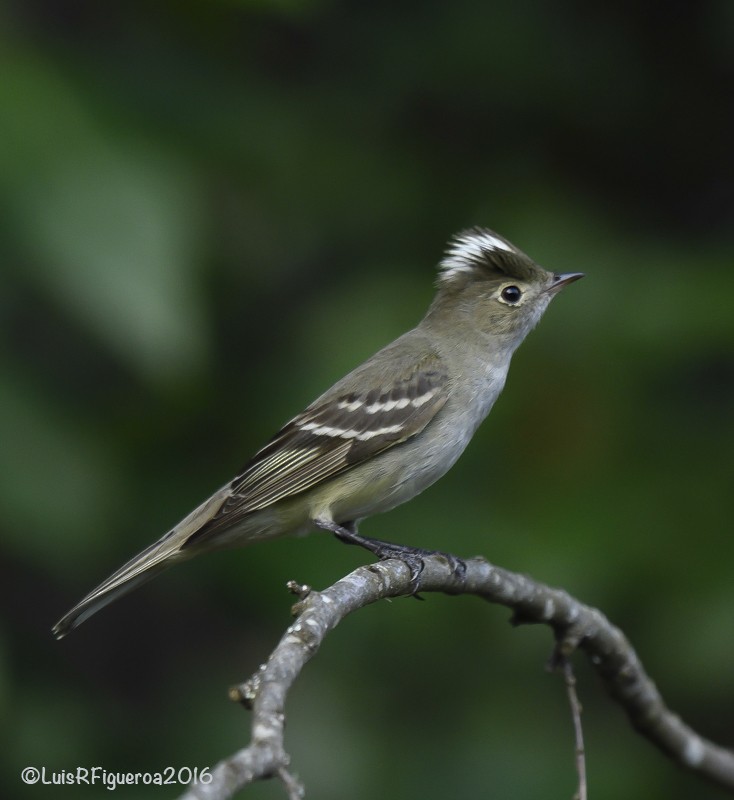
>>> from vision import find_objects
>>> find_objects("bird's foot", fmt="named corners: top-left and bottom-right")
top-left (315, 519), bottom-right (467, 594)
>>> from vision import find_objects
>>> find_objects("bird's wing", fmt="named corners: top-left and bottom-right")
top-left (184, 349), bottom-right (449, 546)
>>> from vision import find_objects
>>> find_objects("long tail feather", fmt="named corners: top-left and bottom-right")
top-left (52, 537), bottom-right (181, 639)
top-left (52, 487), bottom-right (230, 638)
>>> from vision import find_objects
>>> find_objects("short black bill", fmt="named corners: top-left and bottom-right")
top-left (548, 272), bottom-right (585, 293)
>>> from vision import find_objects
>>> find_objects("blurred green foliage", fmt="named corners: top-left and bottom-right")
top-left (2, 1), bottom-right (733, 799)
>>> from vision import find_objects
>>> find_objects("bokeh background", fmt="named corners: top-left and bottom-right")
top-left (2, 1), bottom-right (733, 799)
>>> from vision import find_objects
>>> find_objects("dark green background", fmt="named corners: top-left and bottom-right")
top-left (2, 1), bottom-right (733, 798)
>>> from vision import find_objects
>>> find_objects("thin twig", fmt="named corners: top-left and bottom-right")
top-left (560, 656), bottom-right (587, 800)
top-left (276, 766), bottom-right (304, 800)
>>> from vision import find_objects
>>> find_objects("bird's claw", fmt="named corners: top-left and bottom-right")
top-left (321, 519), bottom-right (467, 595)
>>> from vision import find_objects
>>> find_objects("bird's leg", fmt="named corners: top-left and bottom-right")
top-left (313, 519), bottom-right (466, 592)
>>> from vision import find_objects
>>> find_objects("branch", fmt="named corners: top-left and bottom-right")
top-left (556, 656), bottom-right (587, 800)
top-left (179, 554), bottom-right (734, 799)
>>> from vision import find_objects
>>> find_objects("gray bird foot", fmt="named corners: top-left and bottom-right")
top-left (315, 519), bottom-right (467, 594)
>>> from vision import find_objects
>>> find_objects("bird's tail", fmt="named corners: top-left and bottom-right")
top-left (51, 535), bottom-right (182, 639)
top-left (52, 491), bottom-right (227, 639)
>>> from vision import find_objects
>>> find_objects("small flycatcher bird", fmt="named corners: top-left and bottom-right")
top-left (53, 227), bottom-right (583, 638)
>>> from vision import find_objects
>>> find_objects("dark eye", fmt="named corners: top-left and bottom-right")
top-left (500, 285), bottom-right (522, 304)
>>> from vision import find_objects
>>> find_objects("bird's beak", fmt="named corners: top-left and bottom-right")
top-left (547, 272), bottom-right (585, 294)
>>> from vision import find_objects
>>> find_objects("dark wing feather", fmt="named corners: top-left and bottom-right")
top-left (185, 352), bottom-right (448, 545)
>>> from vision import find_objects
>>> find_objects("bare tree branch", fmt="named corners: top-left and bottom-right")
top-left (554, 655), bottom-right (587, 800)
top-left (179, 554), bottom-right (734, 800)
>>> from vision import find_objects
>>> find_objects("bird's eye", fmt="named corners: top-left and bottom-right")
top-left (500, 285), bottom-right (523, 304)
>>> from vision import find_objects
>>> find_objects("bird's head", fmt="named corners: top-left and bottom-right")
top-left (432, 227), bottom-right (583, 341)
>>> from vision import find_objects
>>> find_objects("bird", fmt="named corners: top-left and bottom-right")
top-left (52, 227), bottom-right (583, 638)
